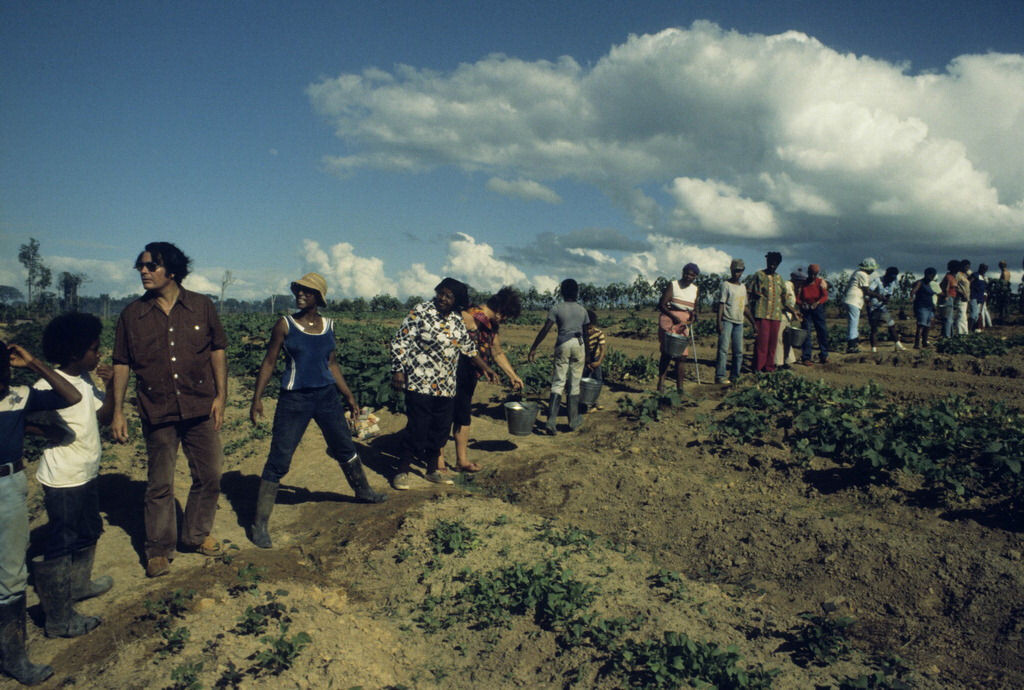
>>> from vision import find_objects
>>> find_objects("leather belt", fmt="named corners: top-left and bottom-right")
top-left (0, 459), bottom-right (25, 477)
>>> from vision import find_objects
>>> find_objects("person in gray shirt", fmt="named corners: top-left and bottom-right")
top-left (528, 279), bottom-right (589, 434)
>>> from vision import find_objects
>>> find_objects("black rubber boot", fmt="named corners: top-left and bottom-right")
top-left (846, 339), bottom-right (861, 354)
top-left (69, 545), bottom-right (113, 602)
top-left (32, 556), bottom-right (100, 638)
top-left (0, 595), bottom-right (53, 686)
top-left (250, 480), bottom-right (279, 549)
top-left (567, 394), bottom-right (583, 430)
top-left (339, 454), bottom-right (387, 503)
top-left (544, 394), bottom-right (561, 435)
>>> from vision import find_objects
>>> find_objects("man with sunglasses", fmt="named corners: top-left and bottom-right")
top-left (111, 242), bottom-right (228, 577)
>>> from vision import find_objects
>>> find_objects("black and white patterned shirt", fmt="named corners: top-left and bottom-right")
top-left (390, 301), bottom-right (477, 397)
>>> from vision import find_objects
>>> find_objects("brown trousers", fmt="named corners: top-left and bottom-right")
top-left (141, 415), bottom-right (223, 559)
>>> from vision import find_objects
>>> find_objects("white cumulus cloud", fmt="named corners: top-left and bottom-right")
top-left (442, 233), bottom-right (528, 292)
top-left (485, 177), bottom-right (562, 203)
top-left (302, 239), bottom-right (397, 299)
top-left (308, 21), bottom-right (1024, 269)
top-left (668, 177), bottom-right (779, 238)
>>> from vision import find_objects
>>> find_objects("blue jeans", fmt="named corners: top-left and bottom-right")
top-left (42, 479), bottom-right (103, 560)
top-left (969, 299), bottom-right (982, 325)
top-left (941, 301), bottom-right (955, 338)
top-left (715, 321), bottom-right (744, 381)
top-left (0, 469), bottom-right (29, 603)
top-left (802, 307), bottom-right (829, 361)
top-left (261, 386), bottom-right (358, 483)
top-left (846, 304), bottom-right (861, 341)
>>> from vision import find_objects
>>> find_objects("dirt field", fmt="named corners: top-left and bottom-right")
top-left (7, 315), bottom-right (1024, 689)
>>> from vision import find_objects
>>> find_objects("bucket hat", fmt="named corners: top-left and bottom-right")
top-left (291, 273), bottom-right (328, 307)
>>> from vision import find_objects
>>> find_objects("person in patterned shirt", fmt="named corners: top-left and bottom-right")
top-left (438, 287), bottom-right (525, 475)
top-left (748, 252), bottom-right (785, 372)
top-left (389, 279), bottom-right (497, 489)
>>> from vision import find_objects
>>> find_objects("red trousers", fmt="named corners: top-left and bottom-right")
top-left (754, 318), bottom-right (781, 372)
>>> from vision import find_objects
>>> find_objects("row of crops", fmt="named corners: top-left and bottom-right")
top-left (707, 372), bottom-right (1024, 516)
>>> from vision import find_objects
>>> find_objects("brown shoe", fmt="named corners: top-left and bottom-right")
top-left (146, 557), bottom-right (170, 578)
top-left (192, 536), bottom-right (221, 557)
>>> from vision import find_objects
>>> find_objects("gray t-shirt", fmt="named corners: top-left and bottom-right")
top-left (716, 281), bottom-right (748, 325)
top-left (546, 302), bottom-right (590, 346)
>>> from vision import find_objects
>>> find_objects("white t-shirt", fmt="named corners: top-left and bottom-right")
top-left (716, 281), bottom-right (748, 324)
top-left (30, 371), bottom-right (103, 488)
top-left (844, 270), bottom-right (872, 309)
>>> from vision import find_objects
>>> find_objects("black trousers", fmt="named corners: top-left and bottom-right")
top-left (42, 479), bottom-right (103, 560)
top-left (402, 390), bottom-right (455, 466)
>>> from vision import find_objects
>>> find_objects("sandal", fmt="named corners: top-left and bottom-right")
top-left (456, 462), bottom-right (483, 472)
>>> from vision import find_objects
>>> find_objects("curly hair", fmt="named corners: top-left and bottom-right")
top-left (138, 241), bottom-right (191, 283)
top-left (485, 286), bottom-right (522, 321)
top-left (42, 312), bottom-right (103, 366)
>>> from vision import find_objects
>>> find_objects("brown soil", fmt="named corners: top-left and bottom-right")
top-left (9, 317), bottom-right (1024, 689)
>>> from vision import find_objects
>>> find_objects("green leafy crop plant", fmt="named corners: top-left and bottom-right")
top-left (788, 612), bottom-right (855, 667)
top-left (427, 559), bottom-right (596, 632)
top-left (606, 630), bottom-right (778, 689)
top-left (710, 372), bottom-right (1024, 511)
top-left (618, 388), bottom-right (693, 427)
top-left (428, 519), bottom-right (479, 557)
top-left (251, 623), bottom-right (312, 676)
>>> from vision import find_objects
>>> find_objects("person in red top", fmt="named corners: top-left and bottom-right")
top-left (796, 264), bottom-right (830, 365)
top-left (938, 260), bottom-right (959, 339)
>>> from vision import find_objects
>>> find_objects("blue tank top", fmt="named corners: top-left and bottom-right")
top-left (280, 315), bottom-right (336, 391)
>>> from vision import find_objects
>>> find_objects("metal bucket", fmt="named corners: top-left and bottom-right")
top-left (784, 327), bottom-right (808, 348)
top-left (664, 332), bottom-right (688, 358)
top-left (579, 377), bottom-right (602, 405)
top-left (504, 401), bottom-right (539, 436)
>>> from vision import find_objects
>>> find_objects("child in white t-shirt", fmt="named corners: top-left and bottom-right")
top-left (28, 313), bottom-right (114, 638)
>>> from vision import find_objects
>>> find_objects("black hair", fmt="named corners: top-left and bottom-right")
top-left (765, 251), bottom-right (782, 264)
top-left (960, 259), bottom-right (971, 271)
top-left (42, 313), bottom-right (103, 366)
top-left (560, 278), bottom-right (579, 301)
top-left (885, 266), bottom-right (899, 275)
top-left (923, 267), bottom-right (937, 278)
top-left (947, 260), bottom-right (960, 272)
top-left (138, 241), bottom-right (191, 283)
top-left (485, 286), bottom-right (522, 321)
top-left (434, 277), bottom-right (470, 311)
top-left (586, 309), bottom-right (599, 327)
top-left (977, 263), bottom-right (988, 275)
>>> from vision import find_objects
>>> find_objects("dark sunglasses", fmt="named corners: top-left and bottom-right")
top-left (134, 261), bottom-right (161, 272)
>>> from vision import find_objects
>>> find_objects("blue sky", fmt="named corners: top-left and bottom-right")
top-left (2, 1), bottom-right (1023, 300)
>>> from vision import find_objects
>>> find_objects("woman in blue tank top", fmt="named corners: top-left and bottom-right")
top-left (247, 273), bottom-right (385, 549)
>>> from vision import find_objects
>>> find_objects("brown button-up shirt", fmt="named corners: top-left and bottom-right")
top-left (113, 288), bottom-right (228, 425)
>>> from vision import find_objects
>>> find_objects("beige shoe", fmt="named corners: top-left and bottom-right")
top-left (185, 536), bottom-right (222, 557)
top-left (146, 557), bottom-right (170, 578)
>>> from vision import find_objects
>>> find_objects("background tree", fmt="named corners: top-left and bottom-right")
top-left (219, 270), bottom-right (236, 313)
top-left (695, 273), bottom-right (722, 309)
top-left (629, 274), bottom-right (656, 309)
top-left (370, 293), bottom-right (402, 312)
top-left (0, 285), bottom-right (25, 304)
top-left (58, 271), bottom-right (88, 312)
top-left (18, 237), bottom-right (51, 303)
